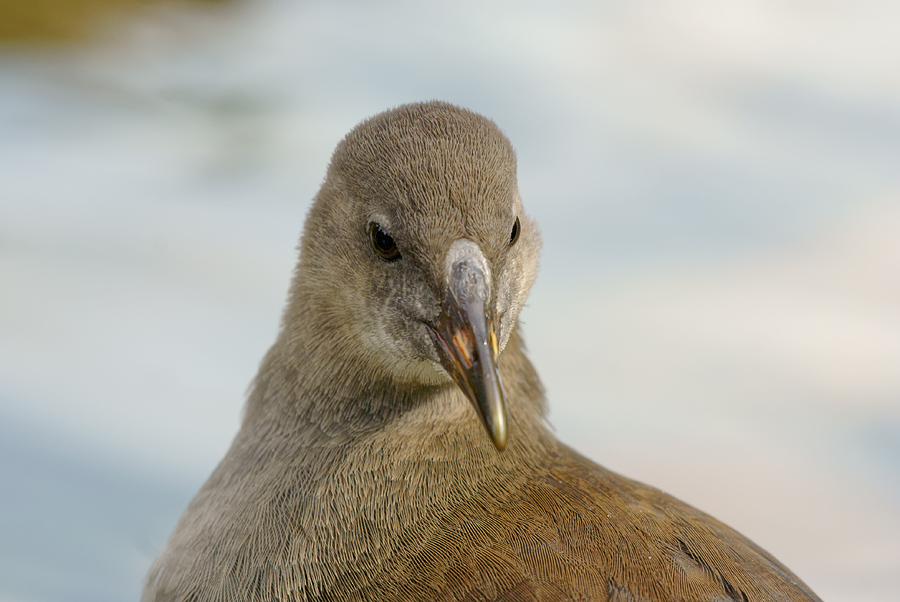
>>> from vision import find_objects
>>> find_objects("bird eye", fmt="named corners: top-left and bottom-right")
top-left (369, 222), bottom-right (401, 261)
top-left (509, 216), bottom-right (520, 246)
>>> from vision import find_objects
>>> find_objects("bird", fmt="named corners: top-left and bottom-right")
top-left (142, 101), bottom-right (822, 602)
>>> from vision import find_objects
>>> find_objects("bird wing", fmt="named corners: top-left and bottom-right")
top-left (357, 446), bottom-right (822, 602)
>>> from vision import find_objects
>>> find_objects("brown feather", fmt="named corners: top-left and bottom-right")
top-left (143, 102), bottom-right (821, 602)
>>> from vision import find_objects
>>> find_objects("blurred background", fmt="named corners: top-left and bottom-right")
top-left (1, 0), bottom-right (898, 600)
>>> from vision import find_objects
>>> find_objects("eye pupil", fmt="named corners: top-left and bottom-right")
top-left (370, 223), bottom-right (401, 261)
top-left (509, 216), bottom-right (520, 246)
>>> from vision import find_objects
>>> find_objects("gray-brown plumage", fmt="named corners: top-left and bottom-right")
top-left (143, 101), bottom-right (821, 602)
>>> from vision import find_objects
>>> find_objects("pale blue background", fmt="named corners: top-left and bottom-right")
top-left (1, 1), bottom-right (899, 600)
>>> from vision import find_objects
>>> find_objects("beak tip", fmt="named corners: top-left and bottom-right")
top-left (488, 411), bottom-right (508, 452)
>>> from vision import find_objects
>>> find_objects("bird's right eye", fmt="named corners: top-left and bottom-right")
top-left (370, 223), bottom-right (401, 261)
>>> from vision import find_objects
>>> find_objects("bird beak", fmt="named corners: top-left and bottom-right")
top-left (427, 243), bottom-right (508, 451)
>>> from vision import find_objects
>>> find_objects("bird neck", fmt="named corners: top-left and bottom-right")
top-left (243, 272), bottom-right (549, 454)
top-left (200, 322), bottom-right (554, 596)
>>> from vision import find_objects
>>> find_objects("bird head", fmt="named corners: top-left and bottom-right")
top-left (291, 102), bottom-right (541, 451)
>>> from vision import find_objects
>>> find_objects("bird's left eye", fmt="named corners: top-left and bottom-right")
top-left (370, 222), bottom-right (401, 261)
top-left (509, 216), bottom-right (520, 246)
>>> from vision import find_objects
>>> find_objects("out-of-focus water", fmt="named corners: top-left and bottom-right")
top-left (1, 1), bottom-right (898, 600)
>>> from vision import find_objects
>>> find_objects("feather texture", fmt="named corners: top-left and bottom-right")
top-left (143, 102), bottom-right (821, 602)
